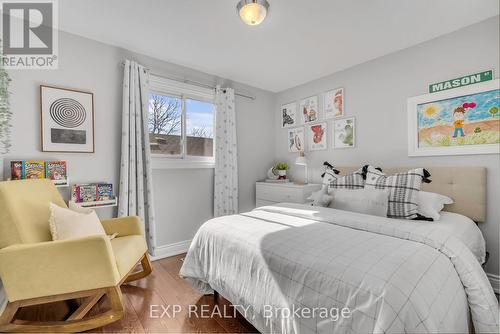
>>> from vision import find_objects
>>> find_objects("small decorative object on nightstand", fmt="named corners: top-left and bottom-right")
top-left (275, 162), bottom-right (289, 180)
top-left (256, 181), bottom-right (321, 207)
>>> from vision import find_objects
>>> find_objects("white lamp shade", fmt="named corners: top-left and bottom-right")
top-left (295, 156), bottom-right (307, 166)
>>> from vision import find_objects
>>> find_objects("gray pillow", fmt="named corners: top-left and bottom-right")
top-left (329, 188), bottom-right (390, 217)
top-left (307, 185), bottom-right (333, 207)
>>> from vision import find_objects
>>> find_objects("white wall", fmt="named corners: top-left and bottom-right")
top-left (3, 30), bottom-right (275, 250)
top-left (274, 17), bottom-right (500, 276)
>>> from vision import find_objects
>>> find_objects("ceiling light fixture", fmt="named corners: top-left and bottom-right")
top-left (237, 0), bottom-right (270, 26)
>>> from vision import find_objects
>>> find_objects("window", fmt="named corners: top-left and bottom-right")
top-left (148, 75), bottom-right (215, 168)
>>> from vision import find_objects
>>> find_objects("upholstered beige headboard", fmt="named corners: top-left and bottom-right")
top-left (310, 166), bottom-right (486, 222)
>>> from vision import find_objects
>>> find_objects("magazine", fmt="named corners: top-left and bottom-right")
top-left (24, 161), bottom-right (46, 179)
top-left (10, 161), bottom-right (23, 180)
top-left (97, 183), bottom-right (113, 201)
top-left (72, 184), bottom-right (98, 202)
top-left (46, 161), bottom-right (67, 185)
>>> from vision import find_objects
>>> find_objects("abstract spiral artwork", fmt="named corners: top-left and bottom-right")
top-left (40, 85), bottom-right (94, 152)
top-left (50, 98), bottom-right (87, 128)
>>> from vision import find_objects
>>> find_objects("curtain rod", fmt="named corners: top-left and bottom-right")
top-left (120, 61), bottom-right (255, 100)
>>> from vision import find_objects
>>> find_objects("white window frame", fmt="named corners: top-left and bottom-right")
top-left (148, 75), bottom-right (216, 169)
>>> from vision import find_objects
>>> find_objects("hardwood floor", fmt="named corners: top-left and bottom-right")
top-left (16, 254), bottom-right (258, 333)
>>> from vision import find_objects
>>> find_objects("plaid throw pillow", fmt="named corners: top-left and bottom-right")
top-left (364, 165), bottom-right (431, 219)
top-left (321, 161), bottom-right (340, 186)
top-left (329, 167), bottom-right (365, 189)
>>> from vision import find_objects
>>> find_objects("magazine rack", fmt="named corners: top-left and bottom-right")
top-left (69, 197), bottom-right (118, 209)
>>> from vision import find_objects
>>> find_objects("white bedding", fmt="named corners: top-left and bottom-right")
top-left (417, 211), bottom-right (486, 264)
top-left (180, 204), bottom-right (499, 333)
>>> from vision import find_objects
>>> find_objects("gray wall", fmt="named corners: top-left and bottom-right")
top-left (274, 17), bottom-right (500, 276)
top-left (3, 30), bottom-right (275, 249)
top-left (2, 15), bottom-right (497, 284)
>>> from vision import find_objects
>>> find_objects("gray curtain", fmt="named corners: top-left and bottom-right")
top-left (118, 60), bottom-right (156, 254)
top-left (214, 86), bottom-right (238, 217)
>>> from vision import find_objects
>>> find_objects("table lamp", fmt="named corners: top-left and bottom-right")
top-left (295, 151), bottom-right (308, 185)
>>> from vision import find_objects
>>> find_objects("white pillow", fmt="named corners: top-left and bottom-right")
top-left (417, 191), bottom-right (454, 221)
top-left (307, 185), bottom-right (333, 207)
top-left (49, 203), bottom-right (106, 241)
top-left (329, 189), bottom-right (390, 217)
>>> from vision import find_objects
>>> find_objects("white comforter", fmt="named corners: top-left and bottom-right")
top-left (180, 204), bottom-right (499, 333)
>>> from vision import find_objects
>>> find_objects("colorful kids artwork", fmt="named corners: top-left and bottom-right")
top-left (333, 117), bottom-right (355, 148)
top-left (281, 102), bottom-right (296, 128)
top-left (308, 122), bottom-right (327, 151)
top-left (287, 127), bottom-right (304, 153)
top-left (300, 96), bottom-right (319, 123)
top-left (408, 79), bottom-right (499, 156)
top-left (324, 88), bottom-right (344, 118)
top-left (417, 89), bottom-right (499, 148)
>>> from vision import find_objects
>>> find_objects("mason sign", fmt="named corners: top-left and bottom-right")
top-left (429, 70), bottom-right (493, 93)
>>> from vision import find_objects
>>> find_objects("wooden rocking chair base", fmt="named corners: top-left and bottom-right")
top-left (0, 252), bottom-right (152, 333)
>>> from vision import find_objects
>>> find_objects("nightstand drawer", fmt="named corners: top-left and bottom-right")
top-left (256, 199), bottom-right (277, 207)
top-left (256, 184), bottom-right (303, 202)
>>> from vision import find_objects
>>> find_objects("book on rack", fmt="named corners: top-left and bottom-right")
top-left (72, 183), bottom-right (98, 202)
top-left (46, 161), bottom-right (67, 185)
top-left (10, 161), bottom-right (23, 180)
top-left (24, 161), bottom-right (46, 179)
top-left (97, 183), bottom-right (113, 201)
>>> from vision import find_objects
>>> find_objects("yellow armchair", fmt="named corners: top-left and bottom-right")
top-left (0, 179), bottom-right (152, 333)
top-left (101, 215), bottom-right (144, 237)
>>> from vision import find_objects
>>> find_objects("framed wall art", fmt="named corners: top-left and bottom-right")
top-left (287, 127), bottom-right (304, 153)
top-left (281, 102), bottom-right (296, 128)
top-left (324, 87), bottom-right (344, 118)
top-left (300, 95), bottom-right (319, 124)
top-left (408, 79), bottom-right (499, 156)
top-left (333, 117), bottom-right (355, 149)
top-left (307, 122), bottom-right (327, 151)
top-left (40, 85), bottom-right (95, 153)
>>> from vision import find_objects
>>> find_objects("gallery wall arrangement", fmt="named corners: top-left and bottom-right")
top-left (282, 70), bottom-right (499, 157)
top-left (281, 86), bottom-right (356, 152)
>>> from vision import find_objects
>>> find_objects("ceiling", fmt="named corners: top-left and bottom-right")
top-left (59, 0), bottom-right (499, 92)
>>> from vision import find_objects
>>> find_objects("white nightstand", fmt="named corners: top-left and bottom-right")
top-left (255, 182), bottom-right (322, 207)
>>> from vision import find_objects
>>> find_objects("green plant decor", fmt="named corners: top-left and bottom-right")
top-left (0, 39), bottom-right (11, 154)
top-left (275, 162), bottom-right (289, 170)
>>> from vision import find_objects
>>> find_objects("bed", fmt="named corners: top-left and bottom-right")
top-left (180, 167), bottom-right (499, 334)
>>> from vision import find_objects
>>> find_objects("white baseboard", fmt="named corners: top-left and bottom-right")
top-left (151, 240), bottom-right (191, 261)
top-left (487, 273), bottom-right (499, 294)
